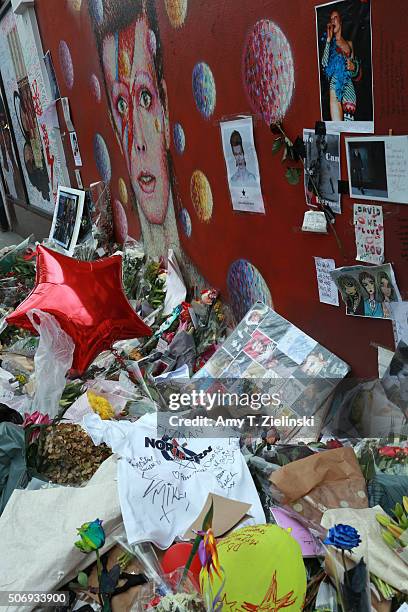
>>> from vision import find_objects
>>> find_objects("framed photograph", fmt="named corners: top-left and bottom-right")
top-left (49, 186), bottom-right (85, 255)
top-left (315, 0), bottom-right (374, 133)
top-left (346, 136), bottom-right (408, 203)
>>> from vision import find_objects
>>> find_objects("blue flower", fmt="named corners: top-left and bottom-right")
top-left (75, 518), bottom-right (105, 553)
top-left (323, 524), bottom-right (361, 551)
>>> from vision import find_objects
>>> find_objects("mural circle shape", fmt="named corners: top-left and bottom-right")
top-left (91, 74), bottom-right (101, 103)
top-left (244, 20), bottom-right (294, 125)
top-left (67, 0), bottom-right (82, 13)
top-left (118, 178), bottom-right (128, 205)
top-left (192, 62), bottom-right (216, 119)
top-left (58, 41), bottom-right (74, 90)
top-left (113, 200), bottom-right (128, 244)
top-left (190, 170), bottom-right (213, 222)
top-left (165, 0), bottom-right (188, 28)
top-left (227, 259), bottom-right (272, 322)
top-left (94, 133), bottom-right (111, 184)
top-left (179, 208), bottom-right (192, 237)
top-left (88, 0), bottom-right (104, 24)
top-left (173, 123), bottom-right (185, 154)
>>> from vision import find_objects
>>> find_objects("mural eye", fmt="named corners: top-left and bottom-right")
top-left (117, 96), bottom-right (128, 115)
top-left (139, 89), bottom-right (152, 109)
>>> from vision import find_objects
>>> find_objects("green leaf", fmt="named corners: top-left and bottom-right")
top-left (285, 167), bottom-right (301, 185)
top-left (77, 572), bottom-right (88, 588)
top-left (202, 499), bottom-right (214, 531)
top-left (272, 137), bottom-right (283, 154)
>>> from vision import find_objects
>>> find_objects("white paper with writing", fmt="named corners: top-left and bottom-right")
top-left (314, 257), bottom-right (339, 306)
top-left (302, 211), bottom-right (327, 233)
top-left (389, 302), bottom-right (408, 348)
top-left (354, 203), bottom-right (384, 264)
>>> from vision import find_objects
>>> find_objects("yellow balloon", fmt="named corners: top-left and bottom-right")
top-left (165, 0), bottom-right (188, 28)
top-left (190, 170), bottom-right (213, 223)
top-left (118, 178), bottom-right (128, 206)
top-left (200, 525), bottom-right (306, 611)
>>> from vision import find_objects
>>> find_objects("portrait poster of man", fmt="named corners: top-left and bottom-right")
top-left (220, 117), bottom-right (265, 214)
top-left (49, 186), bottom-right (85, 255)
top-left (304, 129), bottom-right (341, 214)
top-left (330, 263), bottom-right (401, 320)
top-left (315, 0), bottom-right (374, 133)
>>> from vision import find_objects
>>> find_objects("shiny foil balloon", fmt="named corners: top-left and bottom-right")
top-left (200, 525), bottom-right (306, 611)
top-left (6, 246), bottom-right (152, 374)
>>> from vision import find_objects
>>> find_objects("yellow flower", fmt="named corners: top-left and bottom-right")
top-left (87, 390), bottom-right (115, 420)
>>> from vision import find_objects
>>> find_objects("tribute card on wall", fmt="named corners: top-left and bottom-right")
top-left (353, 203), bottom-right (384, 265)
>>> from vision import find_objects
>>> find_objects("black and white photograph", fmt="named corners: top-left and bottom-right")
top-left (69, 131), bottom-right (83, 167)
top-left (49, 186), bottom-right (85, 255)
top-left (220, 116), bottom-right (265, 214)
top-left (346, 136), bottom-right (408, 203)
top-left (347, 139), bottom-right (387, 198)
top-left (315, 0), bottom-right (374, 133)
top-left (304, 129), bottom-right (341, 214)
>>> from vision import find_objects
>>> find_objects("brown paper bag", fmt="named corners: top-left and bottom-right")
top-left (269, 447), bottom-right (368, 525)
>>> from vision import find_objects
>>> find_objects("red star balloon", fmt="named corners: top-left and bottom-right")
top-left (6, 245), bottom-right (152, 374)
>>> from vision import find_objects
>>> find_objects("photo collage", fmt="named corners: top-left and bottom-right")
top-left (191, 302), bottom-right (350, 437)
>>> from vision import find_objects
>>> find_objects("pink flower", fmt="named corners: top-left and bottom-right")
top-left (378, 446), bottom-right (399, 458)
top-left (23, 411), bottom-right (51, 442)
top-left (326, 439), bottom-right (343, 449)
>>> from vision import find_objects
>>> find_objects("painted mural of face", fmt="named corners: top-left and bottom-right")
top-left (102, 16), bottom-right (170, 225)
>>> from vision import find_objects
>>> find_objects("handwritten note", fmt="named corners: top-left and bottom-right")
top-left (385, 137), bottom-right (408, 200)
top-left (354, 204), bottom-right (384, 264)
top-left (397, 219), bottom-right (408, 262)
top-left (314, 257), bottom-right (339, 306)
top-left (302, 211), bottom-right (327, 233)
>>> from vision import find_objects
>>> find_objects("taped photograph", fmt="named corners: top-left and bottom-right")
top-left (315, 0), bottom-right (374, 133)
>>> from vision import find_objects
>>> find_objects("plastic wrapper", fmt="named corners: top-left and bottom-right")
top-left (323, 531), bottom-right (371, 612)
top-left (323, 378), bottom-right (407, 440)
top-left (89, 181), bottom-right (114, 255)
top-left (27, 310), bottom-right (75, 418)
top-left (381, 341), bottom-right (408, 417)
top-left (138, 569), bottom-right (205, 611)
top-left (4, 336), bottom-right (39, 357)
top-left (314, 579), bottom-right (338, 611)
top-left (0, 235), bottom-right (33, 274)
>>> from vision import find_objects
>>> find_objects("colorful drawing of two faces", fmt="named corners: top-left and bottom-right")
top-left (338, 270), bottom-right (397, 318)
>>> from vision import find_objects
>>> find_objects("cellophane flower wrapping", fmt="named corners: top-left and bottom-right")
top-left (137, 568), bottom-right (206, 611)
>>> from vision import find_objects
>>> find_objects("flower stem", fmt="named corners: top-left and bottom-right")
top-left (95, 549), bottom-right (104, 609)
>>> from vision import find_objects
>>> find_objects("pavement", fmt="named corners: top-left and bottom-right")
top-left (0, 231), bottom-right (24, 250)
